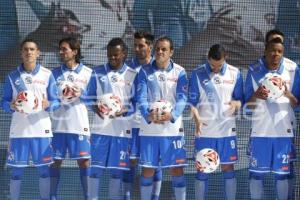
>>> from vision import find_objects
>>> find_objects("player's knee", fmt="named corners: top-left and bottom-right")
top-left (223, 170), bottom-right (235, 179)
top-left (195, 172), bottom-right (209, 181)
top-left (140, 175), bottom-right (153, 186)
top-left (249, 172), bottom-right (264, 180)
top-left (110, 169), bottom-right (122, 179)
top-left (142, 168), bottom-right (155, 177)
top-left (154, 168), bottom-right (162, 181)
top-left (170, 167), bottom-right (183, 176)
top-left (11, 167), bottom-right (24, 180)
top-left (172, 175), bottom-right (186, 187)
top-left (38, 166), bottom-right (50, 178)
top-left (90, 167), bottom-right (104, 178)
top-left (275, 174), bottom-right (288, 181)
top-left (77, 159), bottom-right (89, 168)
top-left (130, 159), bottom-right (138, 166)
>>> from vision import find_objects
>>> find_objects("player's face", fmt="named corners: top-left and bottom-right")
top-left (134, 38), bottom-right (152, 61)
top-left (107, 45), bottom-right (126, 69)
top-left (59, 42), bottom-right (77, 64)
top-left (208, 57), bottom-right (225, 73)
top-left (21, 42), bottom-right (40, 65)
top-left (154, 40), bottom-right (173, 68)
top-left (265, 43), bottom-right (284, 70)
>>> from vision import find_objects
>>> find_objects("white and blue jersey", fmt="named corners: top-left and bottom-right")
top-left (245, 57), bottom-right (300, 138)
top-left (51, 63), bottom-right (93, 136)
top-left (188, 62), bottom-right (244, 138)
top-left (1, 64), bottom-right (59, 138)
top-left (137, 60), bottom-right (188, 136)
top-left (88, 63), bottom-right (138, 138)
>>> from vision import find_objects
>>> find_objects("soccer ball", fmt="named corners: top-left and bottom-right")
top-left (150, 100), bottom-right (173, 115)
top-left (15, 91), bottom-right (38, 114)
top-left (58, 81), bottom-right (81, 104)
top-left (195, 148), bottom-right (220, 173)
top-left (97, 93), bottom-right (123, 118)
top-left (260, 74), bottom-right (285, 101)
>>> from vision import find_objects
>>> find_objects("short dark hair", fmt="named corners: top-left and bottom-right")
top-left (20, 38), bottom-right (40, 50)
top-left (265, 37), bottom-right (284, 49)
top-left (265, 29), bottom-right (284, 43)
top-left (154, 36), bottom-right (174, 50)
top-left (134, 30), bottom-right (155, 46)
top-left (208, 44), bottom-right (226, 60)
top-left (59, 37), bottom-right (82, 63)
top-left (107, 37), bottom-right (128, 53)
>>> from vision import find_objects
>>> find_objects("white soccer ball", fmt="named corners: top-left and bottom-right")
top-left (260, 74), bottom-right (285, 101)
top-left (58, 81), bottom-right (81, 104)
top-left (150, 100), bottom-right (173, 115)
top-left (195, 148), bottom-right (220, 173)
top-left (97, 93), bottom-right (123, 118)
top-left (15, 91), bottom-right (38, 114)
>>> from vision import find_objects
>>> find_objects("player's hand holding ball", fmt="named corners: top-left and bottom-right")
top-left (148, 100), bottom-right (173, 124)
top-left (58, 81), bottom-right (82, 104)
top-left (12, 91), bottom-right (38, 114)
top-left (96, 93), bottom-right (123, 119)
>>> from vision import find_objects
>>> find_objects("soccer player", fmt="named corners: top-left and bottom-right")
top-left (87, 37), bottom-right (137, 200)
top-left (188, 44), bottom-right (243, 200)
top-left (123, 30), bottom-right (162, 200)
top-left (50, 37), bottom-right (93, 200)
top-left (0, 38), bottom-right (59, 200)
top-left (245, 38), bottom-right (300, 200)
top-left (137, 36), bottom-right (188, 200)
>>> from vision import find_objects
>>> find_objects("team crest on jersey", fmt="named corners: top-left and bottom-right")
top-left (25, 76), bottom-right (33, 84)
top-left (158, 73), bottom-right (166, 82)
top-left (111, 74), bottom-right (118, 83)
top-left (213, 77), bottom-right (221, 84)
top-left (67, 74), bottom-right (74, 82)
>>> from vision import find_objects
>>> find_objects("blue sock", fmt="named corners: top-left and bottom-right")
top-left (172, 175), bottom-right (186, 200)
top-left (152, 168), bottom-right (162, 200)
top-left (10, 167), bottom-right (24, 200)
top-left (223, 171), bottom-right (236, 200)
top-left (109, 169), bottom-right (122, 200)
top-left (288, 163), bottom-right (294, 200)
top-left (88, 167), bottom-right (104, 200)
top-left (38, 166), bottom-right (50, 200)
top-left (140, 175), bottom-right (153, 200)
top-left (195, 172), bottom-right (208, 200)
top-left (122, 166), bottom-right (135, 200)
top-left (275, 174), bottom-right (288, 200)
top-left (80, 167), bottom-right (90, 200)
top-left (249, 172), bottom-right (264, 200)
top-left (50, 167), bottom-right (60, 199)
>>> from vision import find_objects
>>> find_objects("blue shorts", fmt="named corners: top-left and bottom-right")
top-left (195, 136), bottom-right (238, 164)
top-left (290, 140), bottom-right (296, 162)
top-left (52, 133), bottom-right (90, 160)
top-left (139, 136), bottom-right (187, 168)
top-left (129, 128), bottom-right (140, 159)
top-left (248, 137), bottom-right (292, 174)
top-left (90, 134), bottom-right (130, 170)
top-left (7, 138), bottom-right (53, 167)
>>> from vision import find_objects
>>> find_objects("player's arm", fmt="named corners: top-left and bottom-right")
top-left (229, 70), bottom-right (244, 111)
top-left (86, 69), bottom-right (99, 112)
top-left (287, 66), bottom-right (300, 108)
top-left (122, 74), bottom-right (139, 117)
top-left (0, 75), bottom-right (15, 113)
top-left (167, 70), bottom-right (188, 123)
top-left (45, 73), bottom-right (60, 112)
top-left (137, 68), bottom-right (152, 123)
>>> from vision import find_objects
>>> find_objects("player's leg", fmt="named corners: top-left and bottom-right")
top-left (273, 137), bottom-right (292, 200)
top-left (49, 133), bottom-right (66, 200)
top-left (139, 136), bottom-right (160, 200)
top-left (218, 136), bottom-right (238, 200)
top-left (287, 141), bottom-right (296, 200)
top-left (7, 138), bottom-right (29, 200)
top-left (88, 134), bottom-right (108, 200)
top-left (31, 138), bottom-right (53, 200)
top-left (161, 136), bottom-right (187, 200)
top-left (152, 167), bottom-right (162, 200)
top-left (69, 134), bottom-right (90, 200)
top-left (248, 137), bottom-right (272, 200)
top-left (108, 136), bottom-right (131, 200)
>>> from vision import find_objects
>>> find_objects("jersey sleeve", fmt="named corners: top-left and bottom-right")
top-left (45, 73), bottom-right (60, 112)
top-left (137, 68), bottom-right (151, 123)
top-left (232, 70), bottom-right (244, 105)
top-left (244, 69), bottom-right (255, 103)
top-left (0, 75), bottom-right (14, 113)
top-left (187, 70), bottom-right (200, 107)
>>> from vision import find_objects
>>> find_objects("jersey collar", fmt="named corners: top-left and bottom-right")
top-left (61, 63), bottom-right (83, 73)
top-left (205, 61), bottom-right (227, 75)
top-left (19, 63), bottom-right (41, 75)
top-left (152, 59), bottom-right (174, 72)
top-left (106, 62), bottom-right (127, 74)
top-left (261, 57), bottom-right (284, 74)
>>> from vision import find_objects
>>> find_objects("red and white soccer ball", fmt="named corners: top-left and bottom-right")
top-left (97, 93), bottom-right (123, 118)
top-left (195, 148), bottom-right (220, 173)
top-left (58, 81), bottom-right (81, 104)
top-left (150, 100), bottom-right (173, 117)
top-left (15, 91), bottom-right (38, 114)
top-left (260, 74), bottom-right (285, 101)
